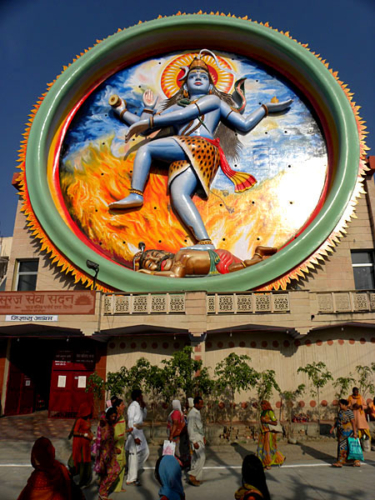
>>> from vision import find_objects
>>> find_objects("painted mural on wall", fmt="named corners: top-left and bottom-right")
top-left (59, 50), bottom-right (327, 273)
top-left (19, 14), bottom-right (367, 292)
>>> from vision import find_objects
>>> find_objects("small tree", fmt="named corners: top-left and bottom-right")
top-left (333, 374), bottom-right (356, 400)
top-left (161, 346), bottom-right (203, 400)
top-left (355, 364), bottom-right (375, 399)
top-left (255, 370), bottom-right (281, 403)
top-left (253, 370), bottom-right (281, 430)
top-left (279, 384), bottom-right (305, 438)
top-left (144, 364), bottom-right (167, 438)
top-left (105, 366), bottom-right (129, 400)
top-left (86, 372), bottom-right (105, 417)
top-left (192, 367), bottom-right (215, 399)
top-left (297, 362), bottom-right (333, 422)
top-left (127, 357), bottom-right (151, 396)
top-left (214, 353), bottom-right (259, 426)
top-left (106, 358), bottom-right (151, 402)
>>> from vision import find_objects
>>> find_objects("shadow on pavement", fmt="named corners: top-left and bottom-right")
top-left (230, 442), bottom-right (255, 461)
top-left (297, 442), bottom-right (335, 462)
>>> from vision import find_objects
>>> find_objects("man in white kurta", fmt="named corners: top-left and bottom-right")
top-left (125, 389), bottom-right (149, 485)
top-left (187, 396), bottom-right (206, 485)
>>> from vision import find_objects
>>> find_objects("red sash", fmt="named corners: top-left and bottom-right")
top-left (204, 137), bottom-right (256, 192)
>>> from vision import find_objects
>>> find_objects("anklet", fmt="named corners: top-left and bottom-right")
top-left (197, 239), bottom-right (213, 245)
top-left (130, 189), bottom-right (143, 196)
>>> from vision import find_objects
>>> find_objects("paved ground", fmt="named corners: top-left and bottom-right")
top-left (1, 413), bottom-right (374, 499)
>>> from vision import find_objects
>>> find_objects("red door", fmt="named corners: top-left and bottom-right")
top-left (4, 363), bottom-right (35, 415)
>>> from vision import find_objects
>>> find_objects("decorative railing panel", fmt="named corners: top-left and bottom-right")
top-left (206, 293), bottom-right (290, 314)
top-left (316, 291), bottom-right (375, 314)
top-left (104, 293), bottom-right (185, 315)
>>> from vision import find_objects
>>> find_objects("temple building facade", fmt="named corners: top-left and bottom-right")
top-left (1, 157), bottom-right (375, 417)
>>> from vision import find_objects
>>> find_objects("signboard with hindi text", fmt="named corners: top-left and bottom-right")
top-left (5, 315), bottom-right (58, 322)
top-left (0, 291), bottom-right (96, 315)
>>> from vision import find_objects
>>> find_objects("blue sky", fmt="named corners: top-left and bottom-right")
top-left (0, 0), bottom-right (374, 236)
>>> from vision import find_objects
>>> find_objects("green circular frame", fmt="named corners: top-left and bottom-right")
top-left (26, 15), bottom-right (359, 292)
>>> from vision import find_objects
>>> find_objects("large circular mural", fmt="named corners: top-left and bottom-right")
top-left (19, 14), bottom-right (367, 292)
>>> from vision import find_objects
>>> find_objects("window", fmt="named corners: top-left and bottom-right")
top-left (351, 251), bottom-right (375, 290)
top-left (16, 260), bottom-right (39, 291)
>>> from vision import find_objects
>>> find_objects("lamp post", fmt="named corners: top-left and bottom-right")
top-left (86, 260), bottom-right (99, 290)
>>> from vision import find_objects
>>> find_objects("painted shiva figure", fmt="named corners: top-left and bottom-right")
top-left (109, 50), bottom-right (292, 249)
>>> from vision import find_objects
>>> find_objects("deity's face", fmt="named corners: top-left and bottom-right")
top-left (186, 69), bottom-right (211, 96)
top-left (141, 250), bottom-right (174, 272)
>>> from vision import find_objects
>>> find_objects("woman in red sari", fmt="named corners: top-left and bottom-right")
top-left (97, 407), bottom-right (122, 500)
top-left (167, 400), bottom-right (187, 466)
top-left (72, 402), bottom-right (93, 487)
top-left (17, 437), bottom-right (83, 500)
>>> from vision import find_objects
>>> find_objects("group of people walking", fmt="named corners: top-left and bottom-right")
top-left (17, 386), bottom-right (373, 499)
top-left (94, 390), bottom-right (149, 498)
top-left (330, 387), bottom-right (372, 467)
top-left (257, 387), bottom-right (372, 471)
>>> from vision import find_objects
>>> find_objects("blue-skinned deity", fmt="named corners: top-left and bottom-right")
top-left (109, 50), bottom-right (292, 250)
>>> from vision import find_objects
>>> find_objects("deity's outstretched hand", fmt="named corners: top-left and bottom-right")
top-left (125, 119), bottom-right (150, 142)
top-left (265, 99), bottom-right (293, 113)
top-left (143, 89), bottom-right (158, 109)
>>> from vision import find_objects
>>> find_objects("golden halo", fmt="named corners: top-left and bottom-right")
top-left (161, 52), bottom-right (235, 98)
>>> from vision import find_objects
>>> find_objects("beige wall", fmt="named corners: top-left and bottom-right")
top-left (205, 327), bottom-right (375, 404)
top-left (105, 327), bottom-right (375, 420)
top-left (0, 237), bottom-right (12, 258)
top-left (107, 334), bottom-right (190, 373)
top-left (297, 180), bottom-right (374, 292)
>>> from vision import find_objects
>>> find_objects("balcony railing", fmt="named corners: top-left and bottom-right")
top-left (206, 292), bottom-right (290, 314)
top-left (316, 290), bottom-right (375, 314)
top-left (103, 293), bottom-right (185, 315)
top-left (103, 290), bottom-right (375, 317)
top-left (103, 291), bottom-right (290, 315)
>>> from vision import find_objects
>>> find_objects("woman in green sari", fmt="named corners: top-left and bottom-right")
top-left (257, 401), bottom-right (285, 470)
top-left (112, 399), bottom-right (128, 492)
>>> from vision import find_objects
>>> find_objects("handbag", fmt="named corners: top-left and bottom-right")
top-left (347, 437), bottom-right (364, 461)
top-left (270, 422), bottom-right (284, 434)
top-left (162, 440), bottom-right (176, 456)
top-left (361, 436), bottom-right (371, 452)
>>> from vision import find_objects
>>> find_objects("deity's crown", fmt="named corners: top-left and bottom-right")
top-left (179, 49), bottom-right (236, 82)
top-left (188, 57), bottom-right (210, 74)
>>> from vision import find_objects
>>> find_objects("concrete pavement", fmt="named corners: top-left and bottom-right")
top-left (1, 439), bottom-right (374, 500)
top-left (0, 412), bottom-right (374, 499)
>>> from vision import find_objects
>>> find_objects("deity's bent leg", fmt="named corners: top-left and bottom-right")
top-left (170, 168), bottom-right (212, 246)
top-left (108, 138), bottom-right (186, 210)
